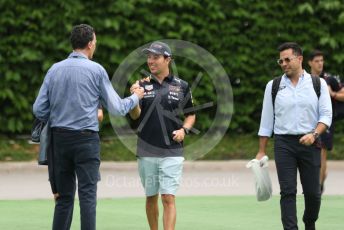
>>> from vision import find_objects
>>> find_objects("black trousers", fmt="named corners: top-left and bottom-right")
top-left (51, 129), bottom-right (100, 230)
top-left (274, 135), bottom-right (321, 230)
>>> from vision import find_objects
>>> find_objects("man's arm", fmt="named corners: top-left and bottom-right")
top-left (300, 78), bottom-right (332, 145)
top-left (129, 105), bottom-right (141, 120)
top-left (98, 109), bottom-right (103, 122)
top-left (331, 87), bottom-right (344, 102)
top-left (318, 78), bottom-right (332, 128)
top-left (326, 76), bottom-right (344, 101)
top-left (182, 114), bottom-right (195, 131)
top-left (172, 114), bottom-right (196, 143)
top-left (256, 136), bottom-right (269, 160)
top-left (172, 82), bottom-right (197, 142)
top-left (99, 69), bottom-right (144, 116)
top-left (299, 122), bottom-right (328, 146)
top-left (258, 81), bottom-right (274, 137)
top-left (129, 80), bottom-right (142, 120)
top-left (33, 69), bottom-right (52, 121)
top-left (256, 81), bottom-right (274, 160)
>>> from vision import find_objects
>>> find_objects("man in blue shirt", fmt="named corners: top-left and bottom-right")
top-left (33, 24), bottom-right (144, 230)
top-left (256, 42), bottom-right (332, 230)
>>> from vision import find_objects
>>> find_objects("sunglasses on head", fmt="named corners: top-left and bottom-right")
top-left (277, 56), bottom-right (298, 65)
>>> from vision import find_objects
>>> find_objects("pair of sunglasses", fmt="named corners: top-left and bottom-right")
top-left (277, 56), bottom-right (298, 65)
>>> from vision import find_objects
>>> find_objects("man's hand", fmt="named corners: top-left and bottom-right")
top-left (172, 129), bottom-right (185, 143)
top-left (130, 78), bottom-right (151, 94)
top-left (97, 109), bottom-right (103, 122)
top-left (133, 87), bottom-right (144, 99)
top-left (54, 193), bottom-right (60, 201)
top-left (255, 152), bottom-right (266, 160)
top-left (130, 81), bottom-right (140, 94)
top-left (299, 133), bottom-right (315, 146)
top-left (141, 77), bottom-right (151, 83)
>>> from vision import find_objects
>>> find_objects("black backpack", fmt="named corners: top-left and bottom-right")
top-left (271, 75), bottom-right (321, 111)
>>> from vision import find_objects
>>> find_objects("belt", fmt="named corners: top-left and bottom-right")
top-left (274, 134), bottom-right (308, 139)
top-left (52, 127), bottom-right (97, 134)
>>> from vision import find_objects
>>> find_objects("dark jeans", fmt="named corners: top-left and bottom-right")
top-left (274, 135), bottom-right (321, 230)
top-left (51, 129), bottom-right (100, 230)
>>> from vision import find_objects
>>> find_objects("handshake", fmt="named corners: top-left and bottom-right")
top-left (130, 80), bottom-right (144, 99)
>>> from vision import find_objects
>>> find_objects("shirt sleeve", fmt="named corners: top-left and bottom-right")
top-left (318, 78), bottom-right (332, 127)
top-left (99, 67), bottom-right (139, 116)
top-left (33, 68), bottom-right (52, 121)
top-left (182, 83), bottom-right (195, 116)
top-left (258, 80), bottom-right (274, 137)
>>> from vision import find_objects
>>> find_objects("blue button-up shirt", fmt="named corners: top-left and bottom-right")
top-left (33, 51), bottom-right (138, 131)
top-left (258, 71), bottom-right (332, 137)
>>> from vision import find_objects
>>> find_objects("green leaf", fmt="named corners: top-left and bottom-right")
top-left (298, 3), bottom-right (314, 14)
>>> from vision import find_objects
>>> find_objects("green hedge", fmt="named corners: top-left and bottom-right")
top-left (1, 0), bottom-right (344, 134)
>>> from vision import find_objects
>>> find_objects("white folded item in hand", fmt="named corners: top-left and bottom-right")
top-left (246, 156), bottom-right (272, 201)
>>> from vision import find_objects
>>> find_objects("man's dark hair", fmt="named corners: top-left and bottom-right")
top-left (277, 42), bottom-right (303, 56)
top-left (309, 50), bottom-right (324, 61)
top-left (70, 24), bottom-right (95, 49)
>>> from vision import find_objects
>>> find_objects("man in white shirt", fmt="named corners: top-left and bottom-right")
top-left (256, 42), bottom-right (332, 230)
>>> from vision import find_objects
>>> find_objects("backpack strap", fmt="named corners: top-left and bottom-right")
top-left (311, 75), bottom-right (321, 99)
top-left (270, 76), bottom-right (282, 136)
top-left (271, 76), bottom-right (282, 111)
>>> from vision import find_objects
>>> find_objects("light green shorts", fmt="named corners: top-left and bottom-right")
top-left (138, 157), bottom-right (184, 197)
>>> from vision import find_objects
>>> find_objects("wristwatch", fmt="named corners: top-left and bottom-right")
top-left (182, 127), bottom-right (190, 135)
top-left (312, 131), bottom-right (319, 139)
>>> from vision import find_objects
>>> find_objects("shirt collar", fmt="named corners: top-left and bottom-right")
top-left (150, 74), bottom-right (173, 84)
top-left (165, 74), bottom-right (174, 82)
top-left (282, 70), bottom-right (306, 84)
top-left (68, 51), bottom-right (88, 59)
top-left (302, 70), bottom-right (311, 80)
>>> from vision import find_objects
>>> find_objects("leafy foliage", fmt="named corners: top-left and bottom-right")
top-left (1, 0), bottom-right (344, 134)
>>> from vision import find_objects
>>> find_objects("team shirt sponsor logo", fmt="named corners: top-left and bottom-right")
top-left (144, 90), bottom-right (156, 98)
top-left (144, 84), bottom-right (155, 98)
top-left (142, 82), bottom-right (190, 103)
top-left (174, 78), bottom-right (181, 83)
top-left (169, 85), bottom-right (181, 92)
top-left (169, 91), bottom-right (179, 97)
top-left (168, 95), bottom-right (179, 101)
top-left (145, 84), bottom-right (154, 91)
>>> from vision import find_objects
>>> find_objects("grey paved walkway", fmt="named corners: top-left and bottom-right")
top-left (0, 161), bottom-right (343, 200)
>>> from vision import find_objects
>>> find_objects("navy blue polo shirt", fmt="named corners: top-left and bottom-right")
top-left (137, 74), bottom-right (194, 157)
